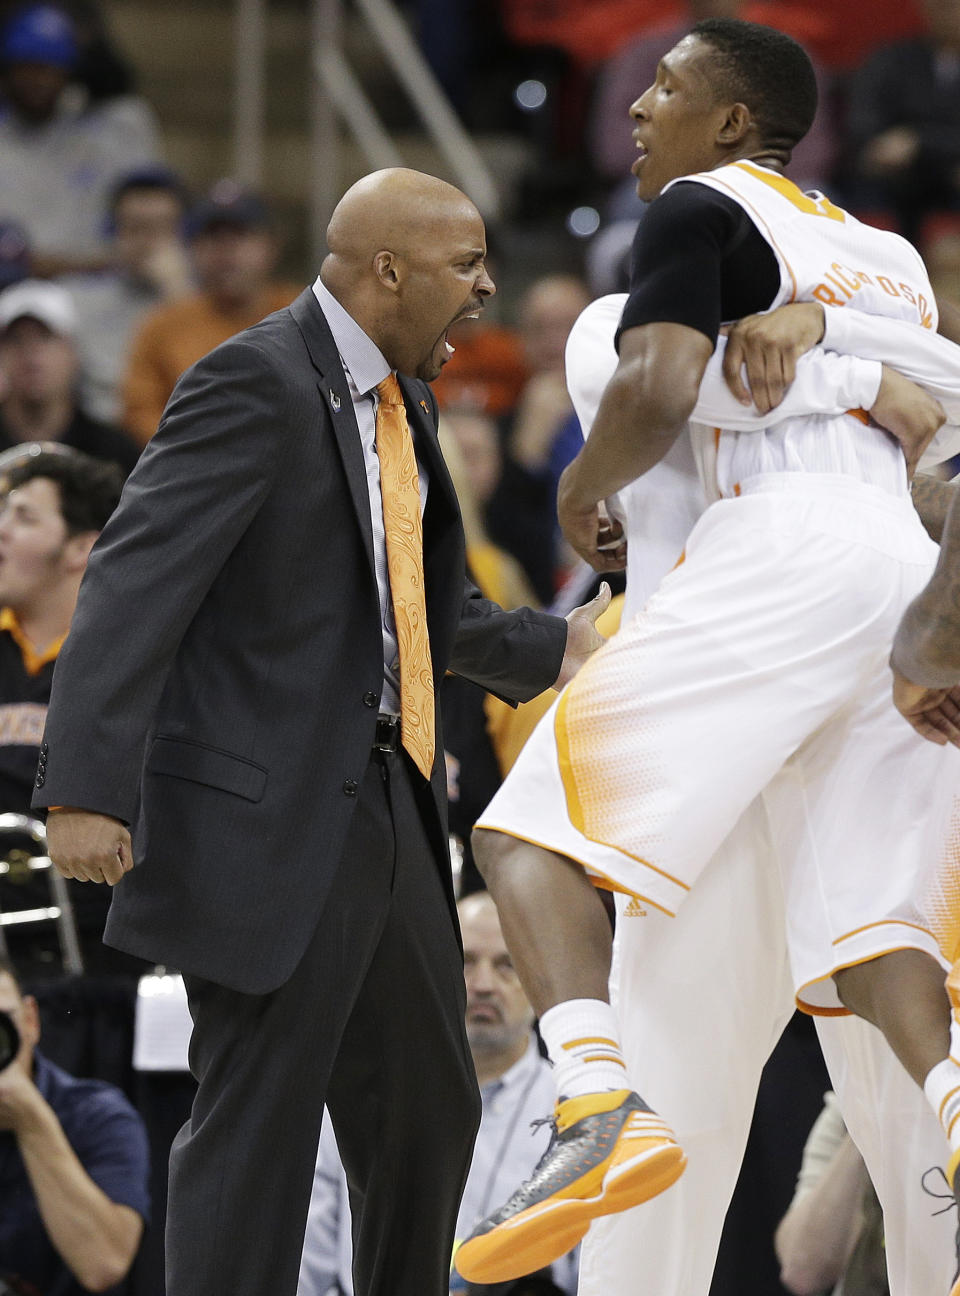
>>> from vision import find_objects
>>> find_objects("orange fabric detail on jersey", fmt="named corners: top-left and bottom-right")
top-left (830, 917), bottom-right (935, 946)
top-left (923, 804), bottom-right (960, 965)
top-left (562, 1036), bottom-right (620, 1051)
top-left (734, 161), bottom-right (846, 223)
top-left (375, 376), bottom-right (435, 779)
top-left (554, 678), bottom-right (690, 896)
top-left (845, 408), bottom-right (871, 426)
top-left (471, 822), bottom-right (679, 917)
top-left (938, 1082), bottom-right (960, 1124)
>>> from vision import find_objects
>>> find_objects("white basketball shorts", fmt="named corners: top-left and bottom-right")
top-left (477, 473), bottom-right (960, 1012)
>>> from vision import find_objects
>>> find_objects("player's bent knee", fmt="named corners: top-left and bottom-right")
top-left (833, 962), bottom-right (879, 1023)
top-left (471, 826), bottom-right (518, 886)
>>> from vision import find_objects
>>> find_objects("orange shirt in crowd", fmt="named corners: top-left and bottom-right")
top-left (499, 0), bottom-right (926, 71)
top-left (121, 283), bottom-right (299, 446)
top-left (431, 323), bottom-right (529, 417)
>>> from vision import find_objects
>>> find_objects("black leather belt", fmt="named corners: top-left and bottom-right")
top-left (373, 713), bottom-right (401, 752)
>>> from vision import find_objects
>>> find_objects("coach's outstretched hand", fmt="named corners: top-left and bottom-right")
top-left (554, 582), bottom-right (612, 689)
top-left (46, 809), bottom-right (133, 885)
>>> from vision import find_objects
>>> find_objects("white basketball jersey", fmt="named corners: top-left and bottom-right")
top-left (665, 160), bottom-right (937, 499)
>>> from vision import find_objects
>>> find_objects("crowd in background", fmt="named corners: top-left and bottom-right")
top-left (0, 0), bottom-right (955, 1292)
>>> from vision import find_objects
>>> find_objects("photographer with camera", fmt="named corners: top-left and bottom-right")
top-left (0, 955), bottom-right (149, 1294)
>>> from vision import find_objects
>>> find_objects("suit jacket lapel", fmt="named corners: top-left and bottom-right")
top-left (289, 289), bottom-right (376, 575)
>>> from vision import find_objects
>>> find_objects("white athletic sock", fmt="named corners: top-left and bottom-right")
top-left (539, 998), bottom-right (630, 1102)
top-left (924, 1056), bottom-right (960, 1180)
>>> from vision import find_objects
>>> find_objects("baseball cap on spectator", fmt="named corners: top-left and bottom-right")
top-left (0, 222), bottom-right (30, 291)
top-left (0, 279), bottom-right (76, 336)
top-left (0, 4), bottom-right (78, 69)
top-left (189, 180), bottom-right (270, 238)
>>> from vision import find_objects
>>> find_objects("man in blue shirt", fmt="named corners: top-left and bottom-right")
top-left (298, 891), bottom-right (578, 1296)
top-left (0, 954), bottom-right (149, 1294)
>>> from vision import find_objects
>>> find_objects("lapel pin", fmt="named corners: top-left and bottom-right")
top-left (329, 390), bottom-right (341, 412)
top-left (419, 399), bottom-right (429, 413)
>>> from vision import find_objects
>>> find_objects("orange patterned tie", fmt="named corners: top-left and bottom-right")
top-left (375, 375), bottom-right (435, 779)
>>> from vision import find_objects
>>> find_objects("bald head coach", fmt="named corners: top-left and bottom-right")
top-left (30, 170), bottom-right (607, 1296)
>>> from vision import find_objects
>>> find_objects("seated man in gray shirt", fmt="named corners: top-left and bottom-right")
top-left (297, 890), bottom-right (578, 1296)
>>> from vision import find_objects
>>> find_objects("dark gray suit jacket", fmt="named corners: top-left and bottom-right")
top-left (33, 289), bottom-right (566, 992)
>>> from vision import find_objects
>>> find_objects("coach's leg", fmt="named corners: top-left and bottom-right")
top-left (580, 802), bottom-right (796, 1296)
top-left (165, 756), bottom-right (395, 1296)
top-left (326, 747), bottom-right (480, 1296)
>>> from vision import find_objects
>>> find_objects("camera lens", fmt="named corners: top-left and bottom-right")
top-left (0, 1008), bottom-right (19, 1071)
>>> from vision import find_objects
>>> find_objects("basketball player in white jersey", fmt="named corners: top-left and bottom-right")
top-left (453, 18), bottom-right (960, 1290)
top-left (564, 291), bottom-right (960, 1296)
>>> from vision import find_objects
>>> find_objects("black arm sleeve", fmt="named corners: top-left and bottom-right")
top-left (615, 181), bottom-right (781, 349)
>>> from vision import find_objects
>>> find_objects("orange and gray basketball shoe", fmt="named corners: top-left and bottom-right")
top-left (454, 1088), bottom-right (685, 1284)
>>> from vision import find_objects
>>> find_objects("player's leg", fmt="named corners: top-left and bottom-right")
top-left (818, 1014), bottom-right (957, 1295)
top-left (580, 800), bottom-right (796, 1296)
top-left (833, 951), bottom-right (950, 1086)
top-left (458, 491), bottom-right (918, 1285)
top-left (762, 661), bottom-right (960, 1289)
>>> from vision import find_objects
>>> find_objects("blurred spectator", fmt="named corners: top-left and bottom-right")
top-left (591, 0), bottom-right (837, 221)
top-left (584, 218), bottom-right (636, 296)
top-left (0, 219), bottom-right (29, 292)
top-left (0, 0), bottom-right (152, 104)
top-left (442, 409), bottom-right (538, 611)
top-left (498, 0), bottom-right (666, 67)
top-left (842, 0), bottom-right (960, 242)
top-left (122, 180), bottom-right (299, 446)
top-left (775, 1091), bottom-right (886, 1296)
top-left (0, 448), bottom-right (127, 980)
top-left (762, 0), bottom-right (924, 72)
top-left (445, 409), bottom-right (504, 512)
top-left (61, 167), bottom-right (193, 425)
top-left (438, 421), bottom-right (537, 890)
top-left (0, 3), bottom-right (161, 276)
top-left (297, 891), bottom-right (578, 1296)
top-left (431, 318), bottom-right (529, 418)
top-left (0, 952), bottom-right (150, 1295)
top-left (0, 280), bottom-right (139, 471)
top-left (925, 211), bottom-right (960, 302)
top-left (486, 274), bottom-right (590, 603)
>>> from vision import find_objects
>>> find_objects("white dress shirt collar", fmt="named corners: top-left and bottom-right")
top-left (312, 275), bottom-right (391, 395)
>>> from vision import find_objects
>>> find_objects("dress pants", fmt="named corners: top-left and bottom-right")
top-left (165, 746), bottom-right (481, 1296)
